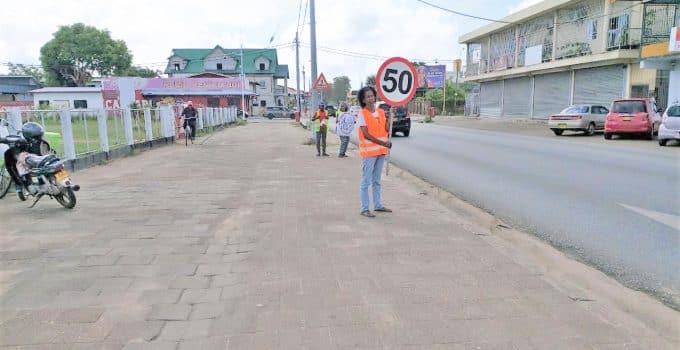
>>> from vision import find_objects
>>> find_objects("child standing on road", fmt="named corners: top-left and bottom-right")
top-left (335, 103), bottom-right (354, 158)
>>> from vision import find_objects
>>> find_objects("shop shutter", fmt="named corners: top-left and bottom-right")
top-left (573, 65), bottom-right (625, 107)
top-left (502, 77), bottom-right (531, 117)
top-left (533, 72), bottom-right (572, 119)
top-left (480, 81), bottom-right (502, 117)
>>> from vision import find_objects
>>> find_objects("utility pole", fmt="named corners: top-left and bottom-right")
top-left (295, 32), bottom-right (302, 120)
top-left (240, 44), bottom-right (246, 120)
top-left (309, 0), bottom-right (318, 140)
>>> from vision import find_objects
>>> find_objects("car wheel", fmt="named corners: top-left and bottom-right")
top-left (659, 139), bottom-right (667, 146)
top-left (267, 114), bottom-right (274, 120)
top-left (584, 123), bottom-right (595, 136)
top-left (403, 129), bottom-right (410, 137)
top-left (552, 129), bottom-right (563, 136)
top-left (604, 132), bottom-right (612, 140)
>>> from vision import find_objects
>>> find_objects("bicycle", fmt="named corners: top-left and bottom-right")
top-left (184, 117), bottom-right (195, 146)
top-left (0, 118), bottom-right (16, 198)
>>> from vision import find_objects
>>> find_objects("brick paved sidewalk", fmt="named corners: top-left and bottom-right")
top-left (0, 120), bottom-right (676, 349)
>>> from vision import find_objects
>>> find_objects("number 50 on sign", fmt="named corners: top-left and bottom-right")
top-left (376, 57), bottom-right (418, 107)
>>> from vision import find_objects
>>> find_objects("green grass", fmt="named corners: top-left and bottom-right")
top-left (24, 111), bottom-right (162, 157)
top-left (19, 110), bottom-right (240, 158)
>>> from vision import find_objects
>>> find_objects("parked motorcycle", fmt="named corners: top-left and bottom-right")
top-left (0, 122), bottom-right (80, 209)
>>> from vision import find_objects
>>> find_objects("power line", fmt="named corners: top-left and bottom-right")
top-left (416, 0), bottom-right (512, 23)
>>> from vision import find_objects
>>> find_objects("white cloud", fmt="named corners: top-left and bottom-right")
top-left (1, 0), bottom-right (531, 90)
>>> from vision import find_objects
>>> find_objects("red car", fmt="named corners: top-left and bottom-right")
top-left (604, 98), bottom-right (662, 140)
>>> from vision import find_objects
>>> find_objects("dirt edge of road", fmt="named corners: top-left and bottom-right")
top-left (390, 164), bottom-right (679, 344)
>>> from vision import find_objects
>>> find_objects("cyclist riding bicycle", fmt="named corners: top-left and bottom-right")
top-left (181, 101), bottom-right (198, 141)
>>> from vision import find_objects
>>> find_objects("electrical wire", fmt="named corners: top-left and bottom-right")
top-left (416, 0), bottom-right (512, 23)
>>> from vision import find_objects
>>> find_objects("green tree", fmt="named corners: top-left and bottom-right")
top-left (123, 66), bottom-right (161, 78)
top-left (329, 76), bottom-right (351, 104)
top-left (365, 75), bottom-right (375, 87)
top-left (423, 79), bottom-right (471, 115)
top-left (6, 63), bottom-right (44, 84)
top-left (40, 23), bottom-right (132, 86)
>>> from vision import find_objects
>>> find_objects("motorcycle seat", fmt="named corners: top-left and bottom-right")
top-left (26, 154), bottom-right (57, 168)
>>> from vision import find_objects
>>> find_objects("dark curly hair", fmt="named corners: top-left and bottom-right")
top-left (358, 86), bottom-right (377, 108)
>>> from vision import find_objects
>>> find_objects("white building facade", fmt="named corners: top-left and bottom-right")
top-left (460, 0), bottom-right (679, 119)
top-left (30, 87), bottom-right (104, 110)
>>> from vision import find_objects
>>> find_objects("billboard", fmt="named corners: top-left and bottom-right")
top-left (416, 65), bottom-right (446, 89)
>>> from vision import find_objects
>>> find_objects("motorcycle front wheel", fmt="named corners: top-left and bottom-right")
top-left (0, 167), bottom-right (11, 199)
top-left (55, 187), bottom-right (76, 209)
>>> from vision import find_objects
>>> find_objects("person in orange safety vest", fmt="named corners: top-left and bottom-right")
top-left (356, 86), bottom-right (393, 218)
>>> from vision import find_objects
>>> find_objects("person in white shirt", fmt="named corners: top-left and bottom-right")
top-left (335, 103), bottom-right (355, 157)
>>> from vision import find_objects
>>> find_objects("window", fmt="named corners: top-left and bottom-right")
top-left (73, 100), bottom-right (88, 109)
top-left (561, 106), bottom-right (589, 114)
top-left (174, 63), bottom-right (180, 71)
top-left (612, 101), bottom-right (644, 113)
top-left (260, 100), bottom-right (267, 107)
top-left (216, 63), bottom-right (223, 70)
top-left (586, 20), bottom-right (598, 40)
top-left (595, 106), bottom-right (608, 114)
top-left (259, 63), bottom-right (266, 70)
top-left (38, 100), bottom-right (50, 108)
top-left (666, 106), bottom-right (680, 117)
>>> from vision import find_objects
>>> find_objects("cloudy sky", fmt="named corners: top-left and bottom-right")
top-left (0, 0), bottom-right (542, 90)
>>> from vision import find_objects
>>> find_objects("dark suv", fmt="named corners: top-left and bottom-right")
top-left (325, 105), bottom-right (337, 118)
top-left (378, 103), bottom-right (411, 137)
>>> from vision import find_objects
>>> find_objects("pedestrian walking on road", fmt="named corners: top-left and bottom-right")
top-left (335, 102), bottom-right (354, 158)
top-left (312, 103), bottom-right (329, 156)
top-left (356, 86), bottom-right (392, 218)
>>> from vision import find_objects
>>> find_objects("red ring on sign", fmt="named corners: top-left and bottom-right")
top-left (376, 56), bottom-right (418, 107)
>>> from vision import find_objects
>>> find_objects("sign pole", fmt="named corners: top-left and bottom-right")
top-left (385, 109), bottom-right (394, 175)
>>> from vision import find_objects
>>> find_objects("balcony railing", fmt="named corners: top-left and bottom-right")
top-left (607, 27), bottom-right (641, 50)
top-left (641, 3), bottom-right (678, 45)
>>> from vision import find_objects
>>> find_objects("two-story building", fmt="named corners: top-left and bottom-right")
top-left (164, 45), bottom-right (290, 110)
top-left (459, 0), bottom-right (679, 119)
top-left (639, 1), bottom-right (679, 107)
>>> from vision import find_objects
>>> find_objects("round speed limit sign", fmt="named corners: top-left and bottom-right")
top-left (376, 57), bottom-right (418, 107)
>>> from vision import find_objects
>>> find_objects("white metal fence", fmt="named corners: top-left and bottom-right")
top-left (2, 106), bottom-right (240, 160)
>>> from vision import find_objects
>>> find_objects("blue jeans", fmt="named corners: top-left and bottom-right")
top-left (360, 155), bottom-right (385, 212)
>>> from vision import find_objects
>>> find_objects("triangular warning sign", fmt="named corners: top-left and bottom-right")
top-left (313, 73), bottom-right (330, 91)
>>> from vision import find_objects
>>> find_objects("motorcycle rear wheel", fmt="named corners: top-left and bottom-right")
top-left (55, 187), bottom-right (76, 209)
top-left (0, 167), bottom-right (11, 199)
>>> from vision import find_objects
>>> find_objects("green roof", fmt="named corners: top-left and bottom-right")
top-left (165, 46), bottom-right (288, 78)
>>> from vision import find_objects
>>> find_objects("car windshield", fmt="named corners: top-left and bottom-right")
top-left (561, 106), bottom-right (589, 114)
top-left (666, 106), bottom-right (680, 117)
top-left (395, 107), bottom-right (407, 114)
top-left (612, 101), bottom-right (645, 113)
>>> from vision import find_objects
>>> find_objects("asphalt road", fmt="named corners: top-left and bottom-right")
top-left (387, 122), bottom-right (680, 308)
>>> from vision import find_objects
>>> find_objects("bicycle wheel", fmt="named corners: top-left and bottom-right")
top-left (185, 125), bottom-right (190, 146)
top-left (0, 167), bottom-right (11, 199)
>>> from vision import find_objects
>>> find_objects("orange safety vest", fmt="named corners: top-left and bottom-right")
top-left (357, 108), bottom-right (389, 158)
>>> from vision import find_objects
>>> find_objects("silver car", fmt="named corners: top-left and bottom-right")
top-left (548, 104), bottom-right (609, 136)
top-left (658, 102), bottom-right (680, 146)
top-left (265, 106), bottom-right (295, 119)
